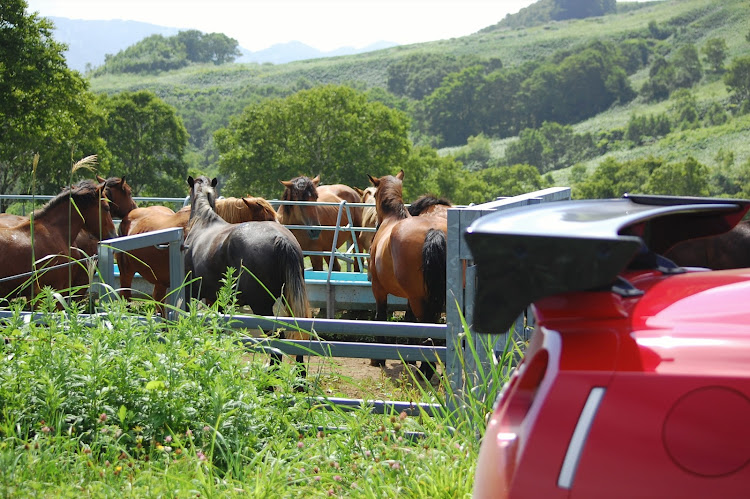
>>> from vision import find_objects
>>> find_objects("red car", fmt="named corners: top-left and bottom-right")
top-left (464, 194), bottom-right (750, 499)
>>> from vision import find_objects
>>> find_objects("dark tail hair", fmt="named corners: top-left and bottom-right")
top-left (274, 235), bottom-right (311, 340)
top-left (422, 228), bottom-right (447, 323)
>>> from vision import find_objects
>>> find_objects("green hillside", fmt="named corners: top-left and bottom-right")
top-left (89, 0), bottom-right (750, 199)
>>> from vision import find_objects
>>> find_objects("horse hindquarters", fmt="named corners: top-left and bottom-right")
top-left (272, 231), bottom-right (311, 333)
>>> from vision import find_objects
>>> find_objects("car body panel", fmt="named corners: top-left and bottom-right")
top-left (467, 196), bottom-right (750, 499)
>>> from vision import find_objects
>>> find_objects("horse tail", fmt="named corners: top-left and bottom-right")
top-left (422, 228), bottom-right (447, 323)
top-left (273, 234), bottom-right (311, 340)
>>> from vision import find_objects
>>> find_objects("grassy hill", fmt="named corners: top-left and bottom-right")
top-left (89, 0), bottom-right (750, 193)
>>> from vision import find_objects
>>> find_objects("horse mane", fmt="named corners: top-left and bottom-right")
top-left (215, 197), bottom-right (278, 223)
top-left (376, 176), bottom-right (409, 220)
top-left (361, 186), bottom-right (377, 202)
top-left (188, 177), bottom-right (222, 227)
top-left (407, 195), bottom-right (452, 216)
top-left (215, 197), bottom-right (245, 222)
top-left (34, 179), bottom-right (102, 217)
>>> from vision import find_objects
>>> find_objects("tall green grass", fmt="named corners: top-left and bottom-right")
top-left (0, 272), bottom-right (521, 497)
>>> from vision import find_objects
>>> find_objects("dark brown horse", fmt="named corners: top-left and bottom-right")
top-left (117, 196), bottom-right (279, 305)
top-left (183, 175), bottom-right (310, 371)
top-left (367, 170), bottom-right (447, 379)
top-left (0, 180), bottom-right (117, 301)
top-left (278, 175), bottom-right (364, 271)
top-left (664, 220), bottom-right (750, 269)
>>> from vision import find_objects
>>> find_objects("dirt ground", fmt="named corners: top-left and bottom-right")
top-left (300, 354), bottom-right (443, 401)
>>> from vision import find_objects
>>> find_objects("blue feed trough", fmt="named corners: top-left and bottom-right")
top-left (110, 265), bottom-right (404, 312)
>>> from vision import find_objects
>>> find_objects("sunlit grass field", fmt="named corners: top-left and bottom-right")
top-left (0, 274), bottom-right (520, 497)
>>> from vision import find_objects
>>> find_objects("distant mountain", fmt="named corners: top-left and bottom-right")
top-left (48, 17), bottom-right (180, 72)
top-left (47, 17), bottom-right (398, 72)
top-left (236, 40), bottom-right (398, 65)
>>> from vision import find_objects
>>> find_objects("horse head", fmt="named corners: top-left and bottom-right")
top-left (98, 175), bottom-right (138, 218)
top-left (242, 197), bottom-right (279, 222)
top-left (77, 180), bottom-right (117, 240)
top-left (279, 175), bottom-right (322, 240)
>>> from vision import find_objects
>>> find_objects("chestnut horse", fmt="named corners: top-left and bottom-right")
top-left (664, 220), bottom-right (750, 269)
top-left (183, 176), bottom-right (310, 371)
top-left (359, 186), bottom-right (378, 253)
top-left (0, 180), bottom-right (117, 301)
top-left (117, 196), bottom-right (278, 305)
top-left (0, 176), bottom-right (138, 289)
top-left (278, 175), bottom-right (363, 271)
top-left (367, 171), bottom-right (447, 379)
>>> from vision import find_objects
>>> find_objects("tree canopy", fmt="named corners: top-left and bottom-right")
top-left (95, 30), bottom-right (241, 75)
top-left (98, 90), bottom-right (189, 196)
top-left (215, 85), bottom-right (412, 198)
top-left (0, 0), bottom-right (106, 201)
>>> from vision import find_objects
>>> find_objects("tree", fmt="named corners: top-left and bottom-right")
top-left (670, 89), bottom-right (699, 130)
top-left (644, 157), bottom-right (710, 196)
top-left (504, 122), bottom-right (595, 173)
top-left (418, 65), bottom-right (486, 147)
top-left (724, 56), bottom-right (750, 111)
top-left (0, 0), bottom-right (108, 205)
top-left (98, 91), bottom-right (189, 196)
top-left (96, 30), bottom-right (240, 75)
top-left (702, 38), bottom-right (728, 74)
top-left (387, 52), bottom-right (479, 100)
top-left (215, 85), bottom-right (412, 198)
top-left (641, 56), bottom-right (675, 101)
top-left (574, 157), bottom-right (662, 199)
top-left (450, 134), bottom-right (493, 171)
top-left (552, 0), bottom-right (616, 20)
top-left (672, 44), bottom-right (703, 89)
top-left (176, 30), bottom-right (240, 64)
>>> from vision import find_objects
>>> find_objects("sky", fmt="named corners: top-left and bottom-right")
top-left (25, 0), bottom-right (538, 52)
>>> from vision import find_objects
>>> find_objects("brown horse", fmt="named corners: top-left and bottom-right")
top-left (0, 175), bottom-right (135, 228)
top-left (117, 196), bottom-right (279, 305)
top-left (359, 186), bottom-right (378, 253)
top-left (71, 176), bottom-right (138, 286)
top-left (664, 220), bottom-right (750, 269)
top-left (215, 196), bottom-right (280, 223)
top-left (0, 176), bottom-right (138, 289)
top-left (278, 175), bottom-right (364, 271)
top-left (0, 180), bottom-right (117, 301)
top-left (367, 170), bottom-right (447, 379)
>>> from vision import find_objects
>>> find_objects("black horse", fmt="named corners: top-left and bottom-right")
top-left (183, 175), bottom-right (310, 373)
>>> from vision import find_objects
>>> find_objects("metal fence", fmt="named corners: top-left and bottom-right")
top-left (1, 187), bottom-right (572, 410)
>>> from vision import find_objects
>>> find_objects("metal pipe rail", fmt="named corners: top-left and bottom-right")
top-left (95, 227), bottom-right (185, 320)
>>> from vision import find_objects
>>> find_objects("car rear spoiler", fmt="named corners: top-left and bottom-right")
top-left (463, 194), bottom-right (750, 334)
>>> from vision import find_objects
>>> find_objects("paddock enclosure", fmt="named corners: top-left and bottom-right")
top-left (0, 186), bottom-right (572, 411)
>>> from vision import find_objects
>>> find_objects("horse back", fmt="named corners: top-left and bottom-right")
top-left (666, 220), bottom-right (750, 270)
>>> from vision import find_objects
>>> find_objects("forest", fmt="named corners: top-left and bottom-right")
top-left (2, 0), bottom-right (750, 207)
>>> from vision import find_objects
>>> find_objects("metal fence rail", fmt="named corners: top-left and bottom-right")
top-left (2, 187), bottom-right (573, 410)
